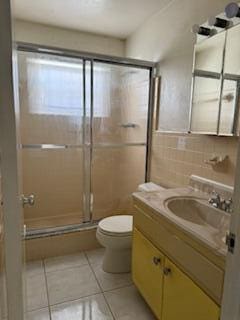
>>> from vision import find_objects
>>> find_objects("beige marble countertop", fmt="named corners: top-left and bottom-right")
top-left (133, 187), bottom-right (230, 258)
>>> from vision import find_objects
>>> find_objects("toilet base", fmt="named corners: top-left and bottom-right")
top-left (102, 248), bottom-right (131, 273)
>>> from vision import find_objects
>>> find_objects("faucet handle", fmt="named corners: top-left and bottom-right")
top-left (209, 190), bottom-right (219, 200)
top-left (211, 190), bottom-right (220, 198)
top-left (225, 197), bottom-right (233, 204)
top-left (224, 198), bottom-right (233, 213)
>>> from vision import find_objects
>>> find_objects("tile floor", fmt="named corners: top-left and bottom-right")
top-left (25, 248), bottom-right (156, 320)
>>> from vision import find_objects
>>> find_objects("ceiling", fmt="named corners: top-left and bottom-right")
top-left (11, 0), bottom-right (172, 39)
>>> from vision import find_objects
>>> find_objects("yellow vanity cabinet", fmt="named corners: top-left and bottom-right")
top-left (132, 227), bottom-right (164, 319)
top-left (132, 227), bottom-right (220, 320)
top-left (162, 258), bottom-right (220, 320)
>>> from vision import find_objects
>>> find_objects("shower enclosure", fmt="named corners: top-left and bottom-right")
top-left (16, 43), bottom-right (155, 236)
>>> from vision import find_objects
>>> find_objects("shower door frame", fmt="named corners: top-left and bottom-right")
top-left (16, 42), bottom-right (156, 237)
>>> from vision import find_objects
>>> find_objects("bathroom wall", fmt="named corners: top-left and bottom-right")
top-left (151, 132), bottom-right (238, 188)
top-left (125, 0), bottom-right (238, 187)
top-left (13, 19), bottom-right (125, 57)
top-left (126, 0), bottom-right (230, 132)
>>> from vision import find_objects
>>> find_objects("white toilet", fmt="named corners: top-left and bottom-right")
top-left (96, 215), bottom-right (133, 273)
top-left (96, 183), bottom-right (163, 274)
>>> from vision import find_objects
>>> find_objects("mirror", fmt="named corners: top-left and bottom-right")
top-left (189, 23), bottom-right (240, 136)
top-left (191, 76), bottom-right (221, 133)
top-left (224, 24), bottom-right (240, 76)
top-left (194, 31), bottom-right (225, 74)
top-left (219, 79), bottom-right (239, 135)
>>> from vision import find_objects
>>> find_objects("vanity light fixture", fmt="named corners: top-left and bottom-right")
top-left (191, 24), bottom-right (217, 36)
top-left (208, 16), bottom-right (232, 28)
top-left (225, 2), bottom-right (240, 18)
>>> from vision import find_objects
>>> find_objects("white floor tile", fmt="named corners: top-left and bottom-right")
top-left (51, 293), bottom-right (114, 320)
top-left (44, 253), bottom-right (88, 273)
top-left (26, 308), bottom-right (50, 320)
top-left (85, 248), bottom-right (105, 266)
top-left (46, 265), bottom-right (101, 305)
top-left (26, 274), bottom-right (48, 311)
top-left (92, 264), bottom-right (132, 292)
top-left (104, 285), bottom-right (156, 320)
top-left (26, 260), bottom-right (44, 278)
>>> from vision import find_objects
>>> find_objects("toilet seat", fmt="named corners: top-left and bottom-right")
top-left (98, 215), bottom-right (133, 237)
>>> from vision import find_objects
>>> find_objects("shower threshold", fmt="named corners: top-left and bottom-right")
top-left (25, 221), bottom-right (99, 240)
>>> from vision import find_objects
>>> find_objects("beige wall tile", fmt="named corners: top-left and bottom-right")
top-left (25, 229), bottom-right (101, 261)
top-left (150, 132), bottom-right (238, 188)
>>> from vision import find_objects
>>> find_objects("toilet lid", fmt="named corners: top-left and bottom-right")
top-left (98, 215), bottom-right (133, 236)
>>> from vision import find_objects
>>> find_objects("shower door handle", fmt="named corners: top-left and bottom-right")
top-left (21, 194), bottom-right (35, 207)
top-left (120, 123), bottom-right (137, 128)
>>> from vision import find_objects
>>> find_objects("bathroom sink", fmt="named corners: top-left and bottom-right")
top-left (166, 197), bottom-right (228, 228)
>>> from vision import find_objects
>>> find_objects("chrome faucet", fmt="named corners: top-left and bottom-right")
top-left (208, 191), bottom-right (221, 208)
top-left (208, 191), bottom-right (233, 213)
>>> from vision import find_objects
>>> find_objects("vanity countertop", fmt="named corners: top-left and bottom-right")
top-left (133, 187), bottom-right (230, 260)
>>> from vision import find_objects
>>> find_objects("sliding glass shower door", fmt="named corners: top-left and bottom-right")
top-left (18, 51), bottom-right (86, 229)
top-left (92, 62), bottom-right (150, 221)
top-left (17, 48), bottom-right (152, 232)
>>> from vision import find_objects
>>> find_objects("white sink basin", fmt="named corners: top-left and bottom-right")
top-left (167, 198), bottom-right (206, 225)
top-left (165, 197), bottom-right (229, 229)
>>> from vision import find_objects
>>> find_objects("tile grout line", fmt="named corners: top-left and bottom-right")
top-left (44, 252), bottom-right (109, 310)
top-left (84, 251), bottom-right (116, 320)
top-left (102, 291), bottom-right (117, 320)
top-left (103, 282), bottom-right (134, 294)
top-left (102, 283), bottom-right (136, 320)
top-left (30, 251), bottom-right (133, 319)
top-left (44, 261), bottom-right (89, 275)
top-left (49, 292), bottom-right (105, 309)
top-left (43, 259), bottom-right (53, 320)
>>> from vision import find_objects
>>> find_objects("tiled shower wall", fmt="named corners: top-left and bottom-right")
top-left (150, 131), bottom-right (239, 188)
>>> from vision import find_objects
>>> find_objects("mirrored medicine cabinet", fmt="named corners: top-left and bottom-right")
top-left (190, 23), bottom-right (240, 136)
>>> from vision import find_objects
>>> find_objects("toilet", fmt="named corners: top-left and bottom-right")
top-left (96, 215), bottom-right (133, 273)
top-left (96, 183), bottom-right (164, 274)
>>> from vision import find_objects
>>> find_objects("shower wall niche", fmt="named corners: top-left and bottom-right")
top-left (17, 47), bottom-right (153, 232)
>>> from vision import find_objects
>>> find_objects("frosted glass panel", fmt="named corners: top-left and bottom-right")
top-left (219, 80), bottom-right (238, 135)
top-left (93, 63), bottom-right (150, 143)
top-left (18, 51), bottom-right (84, 145)
top-left (191, 77), bottom-right (221, 133)
top-left (91, 62), bottom-right (149, 221)
top-left (224, 24), bottom-right (240, 76)
top-left (22, 148), bottom-right (84, 229)
top-left (194, 32), bottom-right (225, 74)
top-left (92, 146), bottom-right (146, 221)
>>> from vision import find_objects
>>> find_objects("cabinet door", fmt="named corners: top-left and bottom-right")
top-left (162, 258), bottom-right (220, 320)
top-left (132, 228), bottom-right (164, 319)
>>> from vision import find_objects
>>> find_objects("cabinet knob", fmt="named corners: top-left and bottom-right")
top-left (163, 267), bottom-right (171, 276)
top-left (153, 257), bottom-right (161, 266)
